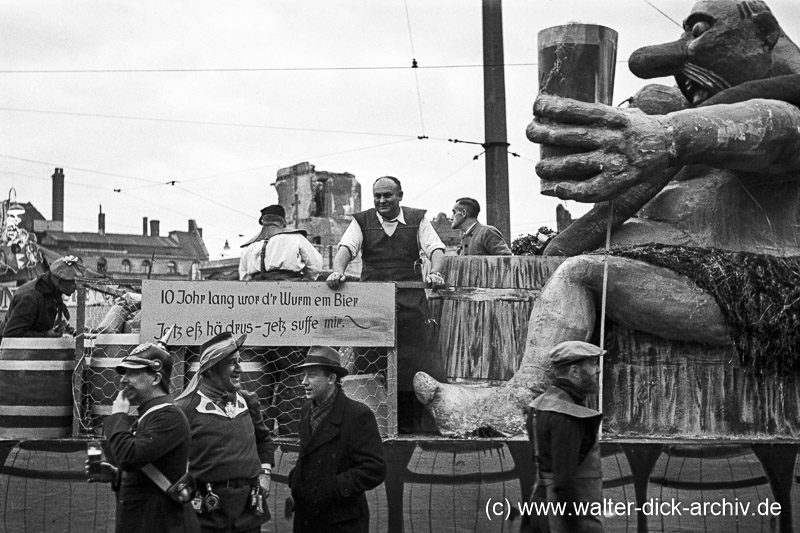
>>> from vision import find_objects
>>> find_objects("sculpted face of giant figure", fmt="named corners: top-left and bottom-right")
top-left (414, 0), bottom-right (800, 436)
top-left (631, 0), bottom-right (785, 104)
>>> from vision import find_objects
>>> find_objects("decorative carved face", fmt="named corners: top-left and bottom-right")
top-left (629, 0), bottom-right (783, 104)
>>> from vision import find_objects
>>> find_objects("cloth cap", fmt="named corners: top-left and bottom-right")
top-left (260, 204), bottom-right (286, 221)
top-left (50, 255), bottom-right (86, 281)
top-left (115, 343), bottom-right (173, 393)
top-left (295, 346), bottom-right (349, 378)
top-left (549, 341), bottom-right (605, 366)
top-left (175, 332), bottom-right (247, 401)
top-left (197, 332), bottom-right (247, 374)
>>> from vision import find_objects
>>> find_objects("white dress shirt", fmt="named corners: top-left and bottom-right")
top-left (337, 209), bottom-right (445, 259)
top-left (239, 233), bottom-right (323, 281)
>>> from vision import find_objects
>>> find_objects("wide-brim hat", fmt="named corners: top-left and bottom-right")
top-left (197, 332), bottom-right (247, 374)
top-left (549, 340), bottom-right (605, 367)
top-left (295, 346), bottom-right (349, 378)
top-left (115, 343), bottom-right (173, 393)
top-left (50, 255), bottom-right (86, 281)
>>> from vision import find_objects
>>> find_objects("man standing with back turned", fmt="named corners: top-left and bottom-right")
top-left (326, 176), bottom-right (447, 432)
top-left (527, 341), bottom-right (604, 533)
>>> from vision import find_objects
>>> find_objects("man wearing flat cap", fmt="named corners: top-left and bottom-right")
top-left (87, 343), bottom-right (198, 533)
top-left (525, 341), bottom-right (604, 533)
top-left (176, 332), bottom-right (275, 533)
top-left (239, 204), bottom-right (322, 282)
top-left (3, 255), bottom-right (85, 337)
top-left (288, 346), bottom-right (386, 533)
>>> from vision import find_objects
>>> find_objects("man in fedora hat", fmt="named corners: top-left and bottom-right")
top-left (3, 255), bottom-right (85, 337)
top-left (288, 346), bottom-right (386, 533)
top-left (524, 341), bottom-right (604, 533)
top-left (176, 332), bottom-right (275, 533)
top-left (87, 343), bottom-right (198, 533)
top-left (239, 204), bottom-right (322, 282)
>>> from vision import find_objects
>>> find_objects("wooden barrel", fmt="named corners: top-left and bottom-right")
top-left (87, 333), bottom-right (139, 433)
top-left (0, 439), bottom-right (117, 532)
top-left (342, 373), bottom-right (390, 438)
top-left (403, 440), bottom-right (522, 532)
top-left (429, 256), bottom-right (565, 381)
top-left (646, 444), bottom-right (775, 532)
top-left (0, 337), bottom-right (76, 438)
top-left (603, 325), bottom-right (800, 437)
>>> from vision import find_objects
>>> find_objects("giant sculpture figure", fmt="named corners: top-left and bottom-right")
top-left (415, 0), bottom-right (800, 436)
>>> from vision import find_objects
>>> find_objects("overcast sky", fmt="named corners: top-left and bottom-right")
top-left (2, 0), bottom-right (798, 259)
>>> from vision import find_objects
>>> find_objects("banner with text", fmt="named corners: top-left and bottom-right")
top-left (141, 280), bottom-right (395, 346)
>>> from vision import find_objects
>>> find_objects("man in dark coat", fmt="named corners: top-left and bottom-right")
top-left (3, 255), bottom-right (84, 337)
top-left (288, 346), bottom-right (386, 533)
top-left (526, 341), bottom-right (604, 533)
top-left (87, 342), bottom-right (198, 533)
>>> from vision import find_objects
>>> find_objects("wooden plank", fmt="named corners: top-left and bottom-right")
top-left (428, 287), bottom-right (540, 302)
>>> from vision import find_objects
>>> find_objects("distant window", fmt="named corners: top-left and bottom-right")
top-left (141, 260), bottom-right (151, 273)
top-left (121, 259), bottom-right (131, 273)
top-left (97, 258), bottom-right (107, 274)
top-left (312, 236), bottom-right (321, 245)
top-left (168, 261), bottom-right (177, 275)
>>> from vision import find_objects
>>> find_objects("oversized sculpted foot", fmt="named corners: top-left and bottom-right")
top-left (414, 254), bottom-right (730, 436)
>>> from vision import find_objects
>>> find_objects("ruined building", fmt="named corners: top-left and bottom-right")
top-left (273, 161), bottom-right (361, 247)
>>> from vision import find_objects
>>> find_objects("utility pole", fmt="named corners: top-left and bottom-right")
top-left (482, 0), bottom-right (511, 243)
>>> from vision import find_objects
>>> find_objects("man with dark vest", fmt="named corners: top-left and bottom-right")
top-left (526, 341), bottom-right (604, 533)
top-left (327, 176), bottom-right (447, 432)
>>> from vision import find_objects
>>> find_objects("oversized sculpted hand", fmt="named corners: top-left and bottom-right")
top-left (527, 93), bottom-right (676, 203)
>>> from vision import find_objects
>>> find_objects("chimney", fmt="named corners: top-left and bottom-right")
top-left (150, 219), bottom-right (160, 237)
top-left (188, 219), bottom-right (203, 237)
top-left (98, 205), bottom-right (105, 235)
top-left (143, 217), bottom-right (148, 236)
top-left (52, 168), bottom-right (64, 223)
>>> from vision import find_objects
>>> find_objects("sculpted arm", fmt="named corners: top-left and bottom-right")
top-left (528, 95), bottom-right (800, 203)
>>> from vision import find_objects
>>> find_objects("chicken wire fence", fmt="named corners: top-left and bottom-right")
top-left (72, 281), bottom-right (397, 440)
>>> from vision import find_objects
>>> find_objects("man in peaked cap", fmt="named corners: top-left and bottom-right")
top-left (288, 346), bottom-right (386, 533)
top-left (176, 332), bottom-right (275, 533)
top-left (3, 255), bottom-right (85, 337)
top-left (88, 342), bottom-right (198, 533)
top-left (524, 341), bottom-right (604, 533)
top-left (239, 204), bottom-right (322, 282)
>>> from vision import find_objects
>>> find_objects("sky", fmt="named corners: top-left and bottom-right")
top-left (2, 0), bottom-right (798, 259)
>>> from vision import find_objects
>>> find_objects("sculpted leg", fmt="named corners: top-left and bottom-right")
top-left (415, 256), bottom-right (731, 436)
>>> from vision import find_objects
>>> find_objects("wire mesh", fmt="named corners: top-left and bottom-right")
top-left (72, 282), bottom-right (396, 440)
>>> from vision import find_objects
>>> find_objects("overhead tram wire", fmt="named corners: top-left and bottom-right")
top-left (0, 106), bottom-right (421, 140)
top-left (406, 157), bottom-right (478, 203)
top-left (403, 0), bottom-right (426, 136)
top-left (0, 61), bottom-right (637, 75)
top-left (641, 0), bottom-right (682, 28)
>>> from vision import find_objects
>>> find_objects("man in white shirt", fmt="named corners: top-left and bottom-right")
top-left (239, 204), bottom-right (323, 436)
top-left (327, 176), bottom-right (447, 432)
top-left (239, 205), bottom-right (322, 281)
